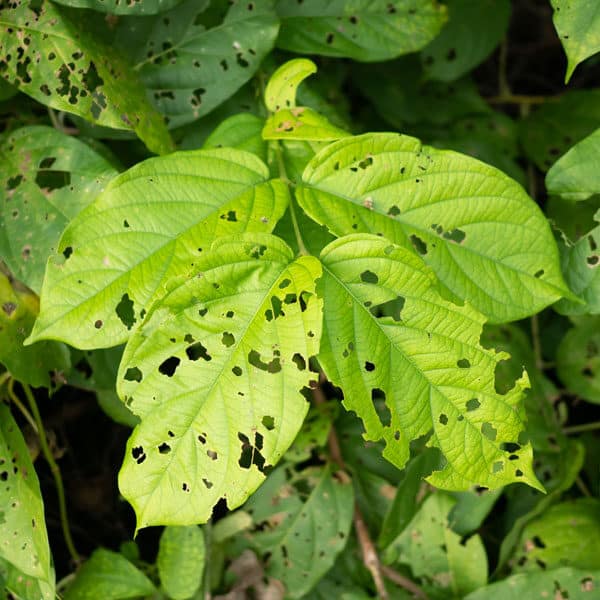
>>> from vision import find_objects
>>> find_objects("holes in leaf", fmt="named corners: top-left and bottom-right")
top-left (198, 307), bottom-right (208, 317)
top-left (197, 433), bottom-right (207, 444)
top-left (492, 460), bottom-right (504, 473)
top-left (534, 269), bottom-right (544, 278)
top-left (457, 358), bottom-right (470, 369)
top-left (439, 414), bottom-right (448, 425)
top-left (410, 234), bottom-right (427, 255)
top-left (63, 246), bottom-right (73, 260)
top-left (369, 296), bottom-right (405, 321)
top-left (203, 478), bottom-right (213, 489)
top-left (501, 442), bottom-right (521, 453)
top-left (466, 398), bottom-right (480, 411)
top-left (262, 415), bottom-right (275, 431)
top-left (342, 341), bottom-right (355, 358)
top-left (360, 270), bottom-right (378, 284)
top-left (158, 356), bottom-right (180, 376)
top-left (358, 156), bottom-right (373, 169)
top-left (220, 210), bottom-right (237, 222)
top-left (443, 228), bottom-right (465, 243)
top-left (249, 244), bottom-right (267, 259)
top-left (279, 278), bottom-right (291, 289)
top-left (131, 446), bottom-right (146, 464)
top-left (207, 450), bottom-right (218, 460)
top-left (232, 366), bottom-right (243, 376)
top-left (365, 361), bottom-right (375, 372)
top-left (124, 367), bottom-right (142, 382)
top-left (238, 431), bottom-right (266, 471)
top-left (158, 442), bottom-right (171, 454)
top-left (587, 255), bottom-right (599, 267)
top-left (248, 350), bottom-right (281, 373)
top-left (116, 293), bottom-right (135, 330)
top-left (221, 332), bottom-right (235, 347)
top-left (481, 422), bottom-right (497, 441)
top-left (94, 320), bottom-right (103, 329)
top-left (35, 169), bottom-right (71, 191)
top-left (186, 342), bottom-right (211, 361)
top-left (387, 205), bottom-right (401, 217)
top-left (2, 302), bottom-right (16, 316)
top-left (292, 353), bottom-right (306, 371)
top-left (182, 482), bottom-right (190, 492)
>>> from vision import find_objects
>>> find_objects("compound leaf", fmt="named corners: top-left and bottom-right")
top-left (27, 148), bottom-right (288, 349)
top-left (318, 234), bottom-right (542, 492)
top-left (52, 0), bottom-right (184, 15)
top-left (63, 548), bottom-right (155, 600)
top-left (546, 128), bottom-right (600, 201)
top-left (0, 126), bottom-right (118, 294)
top-left (0, 404), bottom-right (54, 600)
top-left (117, 234), bottom-right (322, 528)
top-left (243, 464), bottom-right (354, 598)
top-left (0, 1), bottom-right (173, 155)
top-left (157, 526), bottom-right (205, 599)
top-left (550, 0), bottom-right (600, 82)
top-left (298, 132), bottom-right (568, 323)
top-left (116, 0), bottom-right (279, 128)
top-left (275, 0), bottom-right (447, 62)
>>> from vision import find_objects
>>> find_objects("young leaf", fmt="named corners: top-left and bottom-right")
top-left (275, 0), bottom-right (447, 62)
top-left (512, 498), bottom-right (600, 572)
top-left (115, 0), bottom-right (279, 128)
top-left (554, 224), bottom-right (600, 315)
top-left (556, 319), bottom-right (600, 404)
top-left (421, 0), bottom-right (511, 82)
top-left (204, 113), bottom-right (267, 162)
top-left (117, 234), bottom-right (323, 528)
top-left (384, 492), bottom-right (487, 597)
top-left (318, 234), bottom-right (542, 492)
top-left (242, 464), bottom-right (354, 598)
top-left (27, 148), bottom-right (288, 349)
top-left (0, 273), bottom-right (70, 388)
top-left (63, 548), bottom-right (155, 600)
top-left (546, 128), bottom-right (600, 201)
top-left (0, 404), bottom-right (54, 600)
top-left (550, 0), bottom-right (600, 82)
top-left (0, 1), bottom-right (173, 155)
top-left (52, 0), bottom-right (184, 15)
top-left (157, 526), bottom-right (205, 600)
top-left (264, 58), bottom-right (316, 112)
top-left (0, 126), bottom-right (118, 293)
top-left (519, 90), bottom-right (600, 171)
top-left (298, 132), bottom-right (569, 323)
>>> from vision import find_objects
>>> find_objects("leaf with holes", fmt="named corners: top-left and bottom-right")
top-left (26, 148), bottom-right (288, 349)
top-left (554, 223), bottom-right (600, 315)
top-left (317, 234), bottom-right (542, 491)
top-left (114, 0), bottom-right (279, 128)
top-left (297, 132), bottom-right (569, 323)
top-left (204, 113), bottom-right (267, 162)
top-left (63, 548), bottom-right (156, 600)
top-left (0, 1), bottom-right (173, 154)
top-left (0, 404), bottom-right (54, 600)
top-left (0, 126), bottom-right (118, 294)
top-left (550, 0), bottom-right (600, 82)
top-left (546, 128), bottom-right (600, 201)
top-left (242, 464), bottom-right (353, 598)
top-left (420, 0), bottom-right (511, 82)
top-left (117, 234), bottom-right (322, 528)
top-left (512, 499), bottom-right (600, 572)
top-left (384, 493), bottom-right (487, 597)
top-left (157, 526), bottom-right (205, 599)
top-left (556, 318), bottom-right (600, 404)
top-left (275, 0), bottom-right (447, 62)
top-left (0, 273), bottom-right (70, 388)
top-left (52, 0), bottom-right (185, 15)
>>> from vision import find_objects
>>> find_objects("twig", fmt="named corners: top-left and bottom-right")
top-left (21, 382), bottom-right (80, 564)
top-left (7, 378), bottom-right (39, 434)
top-left (312, 373), bottom-right (427, 600)
top-left (381, 565), bottom-right (429, 599)
top-left (563, 421), bottom-right (600, 435)
top-left (530, 314), bottom-right (544, 371)
top-left (486, 94), bottom-right (547, 105)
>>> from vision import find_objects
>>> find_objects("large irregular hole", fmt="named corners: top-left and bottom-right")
top-left (186, 342), bottom-right (211, 361)
top-left (158, 356), bottom-right (180, 376)
top-left (248, 350), bottom-right (281, 373)
top-left (369, 296), bottom-right (405, 321)
top-left (124, 367), bottom-right (143, 382)
top-left (238, 431), bottom-right (266, 471)
top-left (116, 293), bottom-right (136, 330)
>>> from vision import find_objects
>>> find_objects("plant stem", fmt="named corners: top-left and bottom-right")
top-left (576, 476), bottom-right (592, 498)
top-left (381, 565), bottom-right (429, 599)
top-left (487, 94), bottom-right (548, 105)
top-left (563, 421), bottom-right (600, 434)
top-left (7, 378), bottom-right (39, 434)
top-left (21, 383), bottom-right (80, 564)
top-left (202, 520), bottom-right (212, 600)
top-left (530, 314), bottom-right (544, 371)
top-left (0, 370), bottom-right (11, 389)
top-left (274, 141), bottom-right (309, 256)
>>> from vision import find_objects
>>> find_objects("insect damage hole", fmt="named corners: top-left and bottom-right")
top-left (238, 432), bottom-right (266, 471)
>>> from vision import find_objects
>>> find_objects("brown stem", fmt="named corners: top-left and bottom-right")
top-left (381, 566), bottom-right (429, 599)
top-left (312, 372), bottom-right (427, 600)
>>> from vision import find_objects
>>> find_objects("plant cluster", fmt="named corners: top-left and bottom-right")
top-left (1, 0), bottom-right (600, 599)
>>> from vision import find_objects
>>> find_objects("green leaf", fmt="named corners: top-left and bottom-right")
top-left (0, 1), bottom-right (173, 155)
top-left (512, 499), bottom-right (600, 572)
top-left (263, 107), bottom-right (350, 142)
top-left (546, 128), bottom-right (600, 201)
top-left (63, 548), bottom-right (155, 600)
top-left (0, 273), bottom-right (70, 388)
top-left (27, 148), bottom-right (288, 349)
top-left (550, 0), bottom-right (600, 82)
top-left (384, 492), bottom-right (487, 597)
top-left (0, 126), bottom-right (118, 294)
top-left (116, 0), bottom-right (279, 128)
top-left (317, 234), bottom-right (542, 492)
top-left (421, 0), bottom-right (511, 82)
top-left (264, 58), bottom-right (316, 112)
top-left (298, 132), bottom-right (569, 323)
top-left (519, 90), bottom-right (600, 171)
top-left (117, 234), bottom-right (323, 528)
top-left (464, 567), bottom-right (600, 600)
top-left (0, 404), bottom-right (54, 600)
top-left (157, 526), bottom-right (205, 600)
top-left (285, 403), bottom-right (336, 463)
top-left (52, 0), bottom-right (185, 15)
top-left (243, 464), bottom-right (354, 598)
top-left (204, 113), bottom-right (267, 162)
top-left (556, 318), bottom-right (600, 404)
top-left (554, 223), bottom-right (600, 315)
top-left (448, 488), bottom-right (503, 537)
top-left (275, 0), bottom-right (447, 62)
